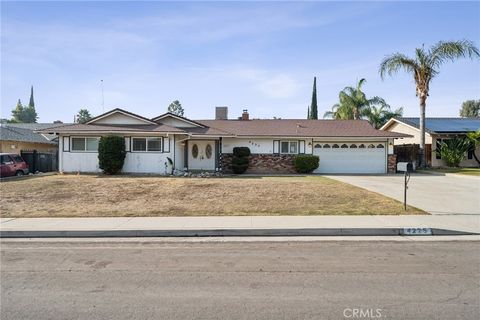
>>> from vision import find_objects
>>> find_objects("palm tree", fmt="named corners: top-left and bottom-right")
top-left (324, 78), bottom-right (385, 120)
top-left (379, 40), bottom-right (480, 167)
top-left (323, 103), bottom-right (355, 120)
top-left (364, 104), bottom-right (404, 129)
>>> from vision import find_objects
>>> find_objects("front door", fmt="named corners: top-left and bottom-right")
top-left (188, 141), bottom-right (215, 171)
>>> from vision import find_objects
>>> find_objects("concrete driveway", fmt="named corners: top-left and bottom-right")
top-left (328, 173), bottom-right (480, 215)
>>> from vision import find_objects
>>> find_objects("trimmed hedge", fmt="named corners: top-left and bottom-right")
top-left (98, 135), bottom-right (126, 175)
top-left (293, 154), bottom-right (319, 173)
top-left (231, 147), bottom-right (251, 174)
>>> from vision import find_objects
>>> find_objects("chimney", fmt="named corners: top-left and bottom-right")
top-left (241, 109), bottom-right (249, 121)
top-left (215, 106), bottom-right (228, 120)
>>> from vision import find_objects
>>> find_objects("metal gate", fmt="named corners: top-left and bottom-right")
top-left (394, 144), bottom-right (431, 166)
top-left (20, 150), bottom-right (58, 173)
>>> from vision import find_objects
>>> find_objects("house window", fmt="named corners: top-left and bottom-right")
top-left (323, 144), bottom-right (331, 148)
top-left (358, 144), bottom-right (365, 148)
top-left (376, 144), bottom-right (385, 148)
top-left (71, 137), bottom-right (99, 151)
top-left (192, 144), bottom-right (199, 158)
top-left (368, 144), bottom-right (375, 148)
top-left (132, 137), bottom-right (163, 152)
top-left (280, 141), bottom-right (298, 154)
top-left (314, 144), bottom-right (322, 148)
top-left (205, 144), bottom-right (213, 159)
top-left (341, 144), bottom-right (348, 148)
top-left (332, 144), bottom-right (339, 148)
top-left (147, 138), bottom-right (162, 151)
top-left (350, 144), bottom-right (357, 148)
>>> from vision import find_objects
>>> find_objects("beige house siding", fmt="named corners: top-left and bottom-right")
top-left (386, 122), bottom-right (433, 145)
top-left (0, 140), bottom-right (57, 154)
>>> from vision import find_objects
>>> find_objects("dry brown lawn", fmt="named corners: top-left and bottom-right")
top-left (0, 174), bottom-right (424, 217)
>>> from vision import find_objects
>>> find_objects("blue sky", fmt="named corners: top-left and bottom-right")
top-left (1, 1), bottom-right (479, 122)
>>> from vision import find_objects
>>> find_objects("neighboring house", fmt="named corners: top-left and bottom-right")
top-left (0, 123), bottom-right (65, 153)
top-left (38, 107), bottom-right (410, 174)
top-left (381, 117), bottom-right (480, 167)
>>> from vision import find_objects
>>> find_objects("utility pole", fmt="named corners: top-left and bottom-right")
top-left (101, 79), bottom-right (104, 112)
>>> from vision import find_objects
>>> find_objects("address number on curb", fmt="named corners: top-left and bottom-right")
top-left (403, 227), bottom-right (432, 235)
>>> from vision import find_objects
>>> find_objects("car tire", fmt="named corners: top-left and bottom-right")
top-left (15, 170), bottom-right (24, 177)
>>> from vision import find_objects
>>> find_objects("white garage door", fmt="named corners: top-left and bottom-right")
top-left (312, 142), bottom-right (386, 174)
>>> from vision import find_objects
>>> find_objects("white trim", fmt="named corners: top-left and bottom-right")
top-left (86, 110), bottom-right (157, 125)
top-left (51, 131), bottom-right (178, 135)
top-left (152, 113), bottom-right (205, 128)
top-left (380, 118), bottom-right (433, 138)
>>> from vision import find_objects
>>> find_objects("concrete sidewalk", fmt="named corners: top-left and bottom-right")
top-left (1, 215), bottom-right (479, 237)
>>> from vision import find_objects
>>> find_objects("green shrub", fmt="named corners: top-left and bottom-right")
top-left (232, 157), bottom-right (249, 166)
top-left (233, 147), bottom-right (251, 157)
top-left (98, 135), bottom-right (126, 174)
top-left (293, 155), bottom-right (319, 173)
top-left (437, 137), bottom-right (471, 167)
top-left (231, 147), bottom-right (251, 174)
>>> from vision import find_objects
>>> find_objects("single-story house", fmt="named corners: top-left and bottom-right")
top-left (38, 107), bottom-right (410, 174)
top-left (381, 117), bottom-right (480, 167)
top-left (0, 123), bottom-right (65, 154)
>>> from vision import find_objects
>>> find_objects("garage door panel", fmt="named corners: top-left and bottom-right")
top-left (313, 143), bottom-right (386, 174)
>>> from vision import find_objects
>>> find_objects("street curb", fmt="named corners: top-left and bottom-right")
top-left (0, 228), bottom-right (476, 238)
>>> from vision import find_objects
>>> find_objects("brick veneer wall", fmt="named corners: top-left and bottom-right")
top-left (220, 153), bottom-right (296, 174)
top-left (387, 154), bottom-right (397, 173)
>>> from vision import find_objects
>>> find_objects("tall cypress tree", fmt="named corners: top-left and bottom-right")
top-left (29, 86), bottom-right (35, 108)
top-left (310, 77), bottom-right (318, 119)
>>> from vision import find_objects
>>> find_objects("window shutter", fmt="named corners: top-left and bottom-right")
top-left (124, 137), bottom-right (130, 152)
top-left (273, 140), bottom-right (280, 154)
top-left (163, 137), bottom-right (170, 153)
top-left (63, 136), bottom-right (70, 152)
top-left (299, 140), bottom-right (305, 154)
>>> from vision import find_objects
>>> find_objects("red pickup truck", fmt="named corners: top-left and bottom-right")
top-left (0, 153), bottom-right (29, 177)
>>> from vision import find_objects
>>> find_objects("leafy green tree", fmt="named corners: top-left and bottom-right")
top-left (309, 77), bottom-right (318, 119)
top-left (437, 137), bottom-right (471, 167)
top-left (10, 99), bottom-right (38, 123)
top-left (98, 136), bottom-right (126, 175)
top-left (380, 40), bottom-right (480, 167)
top-left (167, 100), bottom-right (185, 116)
top-left (28, 86), bottom-right (35, 108)
top-left (459, 100), bottom-right (480, 118)
top-left (323, 78), bottom-right (385, 120)
top-left (10, 99), bottom-right (24, 123)
top-left (77, 109), bottom-right (93, 124)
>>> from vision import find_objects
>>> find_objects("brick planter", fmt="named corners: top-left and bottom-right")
top-left (220, 153), bottom-right (296, 174)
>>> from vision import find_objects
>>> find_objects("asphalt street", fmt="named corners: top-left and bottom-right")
top-left (1, 240), bottom-right (479, 320)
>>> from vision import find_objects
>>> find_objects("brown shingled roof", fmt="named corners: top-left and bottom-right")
top-left (195, 119), bottom-right (410, 138)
